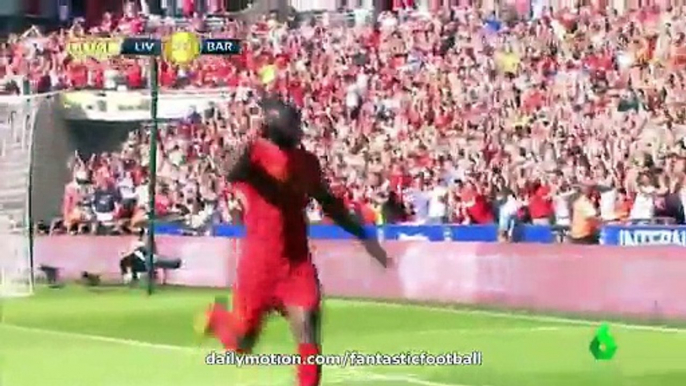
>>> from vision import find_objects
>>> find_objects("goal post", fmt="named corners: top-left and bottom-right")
top-left (0, 230), bottom-right (33, 298)
top-left (0, 95), bottom-right (37, 298)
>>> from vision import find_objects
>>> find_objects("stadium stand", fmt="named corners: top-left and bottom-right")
top-left (2, 5), bottom-right (685, 241)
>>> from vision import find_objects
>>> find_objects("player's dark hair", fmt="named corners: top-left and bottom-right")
top-left (260, 98), bottom-right (303, 149)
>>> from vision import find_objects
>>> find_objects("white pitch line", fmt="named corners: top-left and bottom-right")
top-left (339, 300), bottom-right (686, 333)
top-left (339, 369), bottom-right (478, 386)
top-left (0, 324), bottom-right (560, 347)
top-left (0, 324), bottom-right (480, 386)
top-left (415, 326), bottom-right (561, 336)
top-left (367, 373), bottom-right (475, 386)
top-left (1, 324), bottom-right (200, 354)
top-left (331, 325), bottom-right (564, 340)
top-left (350, 325), bottom-right (563, 340)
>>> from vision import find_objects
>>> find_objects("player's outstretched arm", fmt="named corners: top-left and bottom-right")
top-left (216, 141), bottom-right (254, 182)
top-left (310, 169), bottom-right (389, 268)
top-left (311, 182), bottom-right (366, 240)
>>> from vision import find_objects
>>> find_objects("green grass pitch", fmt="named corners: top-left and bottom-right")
top-left (1, 286), bottom-right (685, 386)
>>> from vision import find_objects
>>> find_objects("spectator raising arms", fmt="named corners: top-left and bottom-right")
top-left (92, 179), bottom-right (123, 234)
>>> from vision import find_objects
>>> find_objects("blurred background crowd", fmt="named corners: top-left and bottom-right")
top-left (4, 2), bottom-right (686, 243)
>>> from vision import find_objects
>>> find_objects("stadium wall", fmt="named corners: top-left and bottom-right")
top-left (31, 94), bottom-right (74, 223)
top-left (0, 0), bottom-right (21, 16)
top-left (35, 236), bottom-right (686, 321)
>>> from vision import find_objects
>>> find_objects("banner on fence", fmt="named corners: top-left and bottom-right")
top-left (66, 38), bottom-right (122, 61)
top-left (161, 223), bottom-right (686, 245)
top-left (61, 90), bottom-right (234, 121)
top-left (172, 223), bottom-right (553, 242)
top-left (35, 236), bottom-right (686, 320)
top-left (602, 225), bottom-right (686, 246)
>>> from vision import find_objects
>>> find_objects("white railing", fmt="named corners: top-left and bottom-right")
top-left (0, 95), bottom-right (37, 228)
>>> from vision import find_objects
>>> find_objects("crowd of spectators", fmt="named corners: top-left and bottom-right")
top-left (7, 4), bottom-right (686, 242)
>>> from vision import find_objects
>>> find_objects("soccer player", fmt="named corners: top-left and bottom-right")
top-left (198, 98), bottom-right (389, 386)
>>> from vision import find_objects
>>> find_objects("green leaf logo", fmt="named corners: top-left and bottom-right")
top-left (589, 324), bottom-right (618, 360)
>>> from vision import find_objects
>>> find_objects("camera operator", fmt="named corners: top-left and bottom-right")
top-left (119, 229), bottom-right (182, 284)
top-left (119, 229), bottom-right (152, 283)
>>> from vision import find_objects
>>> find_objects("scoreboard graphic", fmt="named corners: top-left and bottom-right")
top-left (66, 32), bottom-right (240, 65)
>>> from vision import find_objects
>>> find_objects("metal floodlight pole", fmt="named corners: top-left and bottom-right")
top-left (146, 56), bottom-right (159, 296)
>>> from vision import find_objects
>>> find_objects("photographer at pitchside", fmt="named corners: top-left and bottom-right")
top-left (119, 229), bottom-right (182, 285)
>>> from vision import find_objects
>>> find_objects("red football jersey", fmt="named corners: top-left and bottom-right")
top-left (234, 139), bottom-right (322, 269)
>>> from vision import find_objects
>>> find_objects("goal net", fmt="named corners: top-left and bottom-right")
top-left (0, 95), bottom-right (36, 297)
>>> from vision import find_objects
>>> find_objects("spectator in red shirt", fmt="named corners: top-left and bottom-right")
top-left (68, 63), bottom-right (88, 89)
top-left (462, 181), bottom-right (494, 225)
top-left (160, 62), bottom-right (177, 88)
top-left (528, 180), bottom-right (554, 225)
top-left (126, 63), bottom-right (143, 89)
top-left (155, 187), bottom-right (173, 217)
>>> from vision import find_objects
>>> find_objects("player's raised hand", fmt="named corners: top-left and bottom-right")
top-left (362, 238), bottom-right (391, 268)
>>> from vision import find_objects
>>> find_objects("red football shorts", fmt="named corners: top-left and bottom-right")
top-left (232, 261), bottom-right (321, 336)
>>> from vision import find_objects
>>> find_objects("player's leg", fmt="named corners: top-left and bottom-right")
top-left (230, 287), bottom-right (267, 353)
top-left (201, 283), bottom-right (269, 353)
top-left (284, 306), bottom-right (322, 386)
top-left (277, 263), bottom-right (322, 386)
top-left (202, 296), bottom-right (262, 353)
